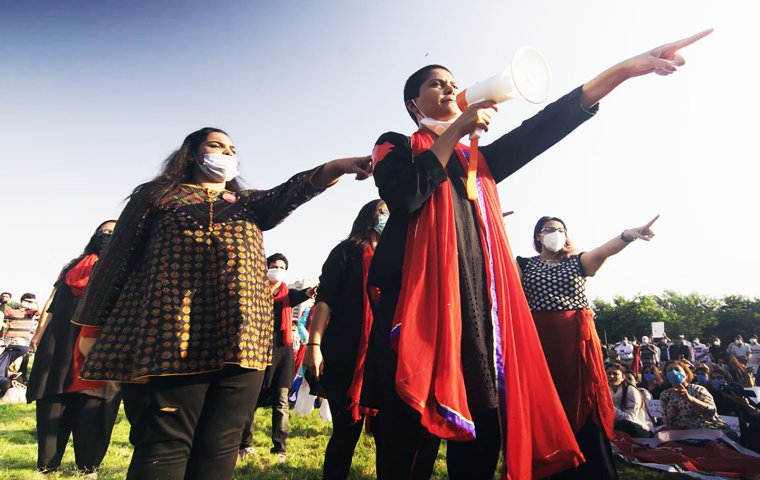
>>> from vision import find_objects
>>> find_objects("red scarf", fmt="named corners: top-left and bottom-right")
top-left (347, 245), bottom-right (379, 422)
top-left (64, 254), bottom-right (99, 297)
top-left (273, 283), bottom-right (293, 346)
top-left (632, 344), bottom-right (642, 375)
top-left (392, 130), bottom-right (583, 479)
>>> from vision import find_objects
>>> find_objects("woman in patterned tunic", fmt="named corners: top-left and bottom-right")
top-left (660, 360), bottom-right (731, 432)
top-left (516, 215), bottom-right (658, 479)
top-left (72, 127), bottom-right (371, 480)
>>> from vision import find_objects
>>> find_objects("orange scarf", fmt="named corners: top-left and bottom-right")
top-left (392, 130), bottom-right (583, 479)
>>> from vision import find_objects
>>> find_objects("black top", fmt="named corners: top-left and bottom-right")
top-left (25, 275), bottom-right (80, 402)
top-left (365, 86), bottom-right (597, 412)
top-left (516, 255), bottom-right (590, 311)
top-left (315, 240), bottom-right (367, 393)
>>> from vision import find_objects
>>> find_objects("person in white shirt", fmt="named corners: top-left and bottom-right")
top-left (692, 337), bottom-right (709, 364)
top-left (729, 335), bottom-right (752, 364)
top-left (607, 363), bottom-right (653, 437)
top-left (616, 337), bottom-right (634, 369)
top-left (748, 335), bottom-right (760, 373)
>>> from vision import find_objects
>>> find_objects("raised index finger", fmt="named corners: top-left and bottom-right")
top-left (644, 214), bottom-right (661, 229)
top-left (670, 28), bottom-right (714, 51)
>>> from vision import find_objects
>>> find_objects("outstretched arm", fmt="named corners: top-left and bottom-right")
top-left (581, 215), bottom-right (659, 276)
top-left (581, 29), bottom-right (713, 109)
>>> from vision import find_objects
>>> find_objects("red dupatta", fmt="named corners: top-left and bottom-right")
top-left (273, 283), bottom-right (293, 346)
top-left (391, 130), bottom-right (583, 479)
top-left (346, 245), bottom-right (379, 422)
top-left (65, 254), bottom-right (99, 297)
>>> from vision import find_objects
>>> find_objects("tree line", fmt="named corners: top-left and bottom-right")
top-left (594, 291), bottom-right (760, 344)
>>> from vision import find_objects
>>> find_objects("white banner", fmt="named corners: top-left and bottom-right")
top-left (651, 322), bottom-right (666, 338)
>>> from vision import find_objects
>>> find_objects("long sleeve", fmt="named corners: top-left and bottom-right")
top-left (315, 243), bottom-right (349, 309)
top-left (615, 386), bottom-right (644, 423)
top-left (479, 86), bottom-right (597, 183)
top-left (372, 132), bottom-right (448, 216)
top-left (72, 193), bottom-right (153, 327)
top-left (242, 167), bottom-right (326, 231)
top-left (288, 288), bottom-right (310, 307)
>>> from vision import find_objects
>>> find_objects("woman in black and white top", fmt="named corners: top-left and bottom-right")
top-left (516, 215), bottom-right (658, 479)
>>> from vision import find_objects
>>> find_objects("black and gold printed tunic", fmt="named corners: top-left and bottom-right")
top-left (73, 169), bottom-right (325, 382)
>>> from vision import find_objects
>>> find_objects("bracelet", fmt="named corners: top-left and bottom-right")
top-left (620, 231), bottom-right (635, 243)
top-left (306, 342), bottom-right (320, 346)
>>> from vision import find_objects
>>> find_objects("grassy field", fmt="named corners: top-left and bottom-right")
top-left (0, 402), bottom-right (683, 479)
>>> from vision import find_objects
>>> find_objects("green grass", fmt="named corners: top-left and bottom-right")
top-left (0, 402), bottom-right (680, 479)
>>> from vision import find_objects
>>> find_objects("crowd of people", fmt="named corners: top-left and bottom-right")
top-left (2, 28), bottom-right (739, 480)
top-left (600, 333), bottom-right (759, 453)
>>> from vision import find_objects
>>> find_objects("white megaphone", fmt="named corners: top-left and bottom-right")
top-left (456, 46), bottom-right (551, 138)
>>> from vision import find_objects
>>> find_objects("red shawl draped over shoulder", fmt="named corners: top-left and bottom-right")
top-left (274, 283), bottom-right (293, 346)
top-left (391, 130), bottom-right (583, 479)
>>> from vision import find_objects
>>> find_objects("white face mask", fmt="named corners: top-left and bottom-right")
top-left (197, 153), bottom-right (239, 183)
top-left (541, 231), bottom-right (566, 252)
top-left (751, 339), bottom-right (758, 344)
top-left (419, 117), bottom-right (457, 136)
top-left (21, 301), bottom-right (36, 309)
top-left (267, 268), bottom-right (287, 283)
top-left (375, 215), bottom-right (389, 234)
top-left (413, 99), bottom-right (460, 136)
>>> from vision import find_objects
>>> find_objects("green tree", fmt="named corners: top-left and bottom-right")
top-left (713, 295), bottom-right (760, 341)
top-left (653, 290), bottom-right (719, 339)
top-left (594, 295), bottom-right (670, 343)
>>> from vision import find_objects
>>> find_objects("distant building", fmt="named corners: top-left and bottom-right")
top-left (288, 277), bottom-right (318, 323)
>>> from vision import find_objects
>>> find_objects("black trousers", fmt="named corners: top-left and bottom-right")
top-left (544, 419), bottom-right (618, 480)
top-left (373, 391), bottom-right (443, 480)
top-left (446, 408), bottom-right (502, 480)
top-left (322, 388), bottom-right (383, 480)
top-left (35, 392), bottom-right (122, 472)
top-left (241, 385), bottom-right (290, 453)
top-left (121, 366), bottom-right (265, 480)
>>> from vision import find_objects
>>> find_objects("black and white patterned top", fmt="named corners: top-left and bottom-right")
top-left (517, 255), bottom-right (589, 311)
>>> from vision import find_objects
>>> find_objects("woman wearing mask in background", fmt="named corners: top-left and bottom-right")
top-left (26, 220), bottom-right (121, 475)
top-left (640, 365), bottom-right (668, 400)
top-left (660, 360), bottom-right (732, 433)
top-left (517, 215), bottom-right (658, 479)
top-left (72, 127), bottom-right (371, 480)
top-left (305, 200), bottom-right (399, 479)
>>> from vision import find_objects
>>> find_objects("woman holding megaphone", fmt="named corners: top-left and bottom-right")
top-left (363, 29), bottom-right (711, 480)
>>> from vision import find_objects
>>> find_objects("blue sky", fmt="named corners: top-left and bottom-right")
top-left (1, 0), bottom-right (757, 305)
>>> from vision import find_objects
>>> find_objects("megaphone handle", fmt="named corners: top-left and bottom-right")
top-left (466, 136), bottom-right (480, 201)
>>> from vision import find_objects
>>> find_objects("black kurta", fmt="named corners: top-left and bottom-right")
top-left (315, 240), bottom-right (366, 394)
top-left (26, 276), bottom-right (80, 401)
top-left (365, 86), bottom-right (597, 412)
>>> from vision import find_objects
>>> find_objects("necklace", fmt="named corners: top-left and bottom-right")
top-left (539, 257), bottom-right (562, 263)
